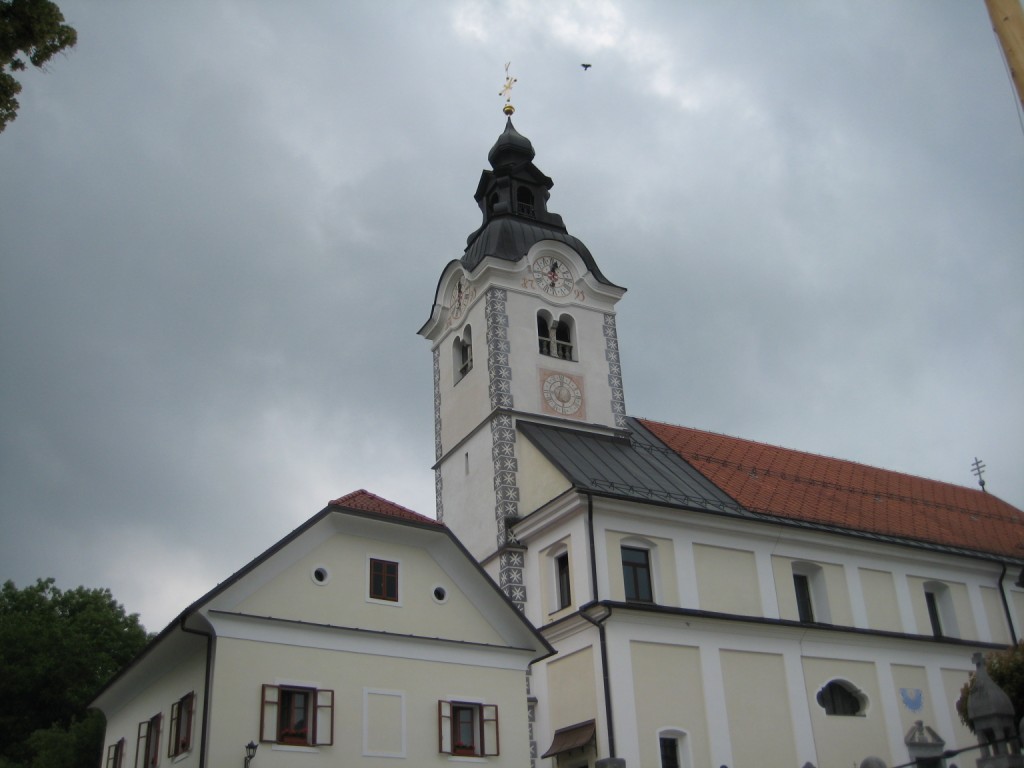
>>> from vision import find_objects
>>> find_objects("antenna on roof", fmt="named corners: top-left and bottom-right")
top-left (971, 456), bottom-right (987, 492)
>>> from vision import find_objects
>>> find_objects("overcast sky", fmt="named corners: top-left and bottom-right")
top-left (2, 0), bottom-right (1022, 632)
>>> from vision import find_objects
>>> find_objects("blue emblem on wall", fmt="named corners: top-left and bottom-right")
top-left (900, 687), bottom-right (924, 712)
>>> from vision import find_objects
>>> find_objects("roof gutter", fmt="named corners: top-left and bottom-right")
top-left (180, 615), bottom-right (213, 768)
top-left (583, 493), bottom-right (617, 759)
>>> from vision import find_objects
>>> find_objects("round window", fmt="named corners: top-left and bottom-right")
top-left (432, 585), bottom-right (448, 603)
top-left (311, 566), bottom-right (331, 585)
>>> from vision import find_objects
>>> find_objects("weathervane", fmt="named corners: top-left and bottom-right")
top-left (499, 61), bottom-right (517, 115)
top-left (971, 456), bottom-right (987, 492)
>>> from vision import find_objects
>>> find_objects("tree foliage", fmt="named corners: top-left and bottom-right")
top-left (0, 578), bottom-right (149, 768)
top-left (956, 642), bottom-right (1024, 733)
top-left (0, 0), bottom-right (77, 132)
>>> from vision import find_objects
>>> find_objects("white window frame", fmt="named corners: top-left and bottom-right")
top-left (260, 683), bottom-right (334, 747)
top-left (923, 580), bottom-right (959, 638)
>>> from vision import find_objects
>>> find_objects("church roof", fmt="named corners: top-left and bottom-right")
top-left (638, 418), bottom-right (1024, 562)
top-left (461, 217), bottom-right (616, 287)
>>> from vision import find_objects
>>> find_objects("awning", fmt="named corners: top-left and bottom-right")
top-left (541, 720), bottom-right (596, 758)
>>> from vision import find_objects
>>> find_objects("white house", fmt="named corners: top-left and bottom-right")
top-left (92, 489), bottom-right (553, 768)
top-left (419, 107), bottom-right (1024, 768)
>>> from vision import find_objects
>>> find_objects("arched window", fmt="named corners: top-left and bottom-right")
top-left (537, 310), bottom-right (575, 361)
top-left (453, 326), bottom-right (472, 383)
top-left (816, 680), bottom-right (866, 716)
top-left (516, 186), bottom-right (535, 217)
top-left (537, 311), bottom-right (553, 356)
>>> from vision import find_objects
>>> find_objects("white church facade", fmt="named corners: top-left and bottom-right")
top-left (419, 107), bottom-right (1024, 768)
top-left (95, 109), bottom-right (1024, 768)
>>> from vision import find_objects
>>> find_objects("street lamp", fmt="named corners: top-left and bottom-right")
top-left (243, 741), bottom-right (258, 768)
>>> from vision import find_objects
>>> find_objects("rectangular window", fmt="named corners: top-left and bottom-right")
top-left (660, 736), bottom-right (680, 768)
top-left (793, 573), bottom-right (815, 623)
top-left (168, 692), bottom-right (194, 757)
top-left (438, 700), bottom-right (499, 756)
top-left (135, 713), bottom-right (161, 768)
top-left (622, 546), bottom-right (653, 602)
top-left (370, 558), bottom-right (399, 601)
top-left (925, 590), bottom-right (943, 638)
top-left (260, 684), bottom-right (334, 746)
top-left (107, 739), bottom-right (126, 768)
top-left (556, 553), bottom-right (571, 610)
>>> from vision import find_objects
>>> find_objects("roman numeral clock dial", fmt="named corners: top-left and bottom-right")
top-left (532, 256), bottom-right (574, 297)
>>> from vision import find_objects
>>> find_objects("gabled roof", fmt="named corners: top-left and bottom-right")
top-left (638, 418), bottom-right (1024, 562)
top-left (331, 489), bottom-right (440, 525)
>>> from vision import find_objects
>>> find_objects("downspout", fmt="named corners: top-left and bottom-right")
top-left (996, 562), bottom-right (1018, 645)
top-left (584, 493), bottom-right (617, 758)
top-left (180, 615), bottom-right (214, 768)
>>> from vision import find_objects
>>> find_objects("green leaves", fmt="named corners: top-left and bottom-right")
top-left (0, 578), bottom-right (149, 768)
top-left (0, 0), bottom-right (77, 132)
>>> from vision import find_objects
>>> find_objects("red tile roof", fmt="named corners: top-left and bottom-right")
top-left (638, 419), bottom-right (1024, 560)
top-left (329, 489), bottom-right (441, 526)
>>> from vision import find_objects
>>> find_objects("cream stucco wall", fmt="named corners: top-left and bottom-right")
top-left (516, 431), bottom-right (572, 516)
top-left (941, 666), bottom-right (976, 748)
top-left (720, 650), bottom-right (798, 767)
top-left (980, 585), bottom-right (1012, 644)
top-left (693, 544), bottom-right (761, 616)
top-left (859, 567), bottom-right (903, 632)
top-left (234, 533), bottom-right (507, 647)
top-left (208, 636), bottom-right (531, 767)
top-left (438, 425), bottom-right (498, 560)
top-left (546, 645), bottom-right (598, 732)
top-left (802, 656), bottom-right (889, 767)
top-left (890, 664), bottom-right (935, 737)
top-left (629, 641), bottom-right (710, 768)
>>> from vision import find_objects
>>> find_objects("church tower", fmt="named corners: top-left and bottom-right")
top-left (419, 104), bottom-right (627, 606)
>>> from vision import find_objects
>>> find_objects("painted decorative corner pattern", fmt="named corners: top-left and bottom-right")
top-left (604, 313), bottom-right (628, 428)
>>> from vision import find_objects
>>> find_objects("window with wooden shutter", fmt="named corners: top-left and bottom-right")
top-left (168, 692), bottom-right (194, 757)
top-left (437, 700), bottom-right (499, 756)
top-left (134, 714), bottom-right (160, 768)
top-left (107, 738), bottom-right (125, 768)
top-left (260, 684), bottom-right (334, 746)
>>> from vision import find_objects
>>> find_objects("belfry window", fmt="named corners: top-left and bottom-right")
top-left (453, 326), bottom-right (472, 383)
top-left (537, 311), bottom-right (575, 361)
top-left (516, 187), bottom-right (535, 217)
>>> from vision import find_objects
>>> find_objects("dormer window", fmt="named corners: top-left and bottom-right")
top-left (537, 311), bottom-right (575, 361)
top-left (516, 187), bottom-right (535, 217)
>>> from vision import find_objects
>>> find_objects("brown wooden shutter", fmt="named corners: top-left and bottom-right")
top-left (313, 689), bottom-right (334, 745)
top-left (481, 704), bottom-right (499, 756)
top-left (260, 684), bottom-right (279, 743)
top-left (438, 700), bottom-right (452, 754)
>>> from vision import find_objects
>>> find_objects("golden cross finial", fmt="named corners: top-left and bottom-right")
top-left (499, 61), bottom-right (517, 115)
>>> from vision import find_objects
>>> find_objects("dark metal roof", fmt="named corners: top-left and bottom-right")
top-left (519, 418), bottom-right (1024, 565)
top-left (461, 217), bottom-right (619, 288)
top-left (516, 418), bottom-right (742, 514)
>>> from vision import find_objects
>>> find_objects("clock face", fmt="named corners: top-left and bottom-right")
top-left (532, 255), bottom-right (574, 297)
top-left (541, 372), bottom-right (584, 417)
top-left (448, 278), bottom-right (474, 322)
